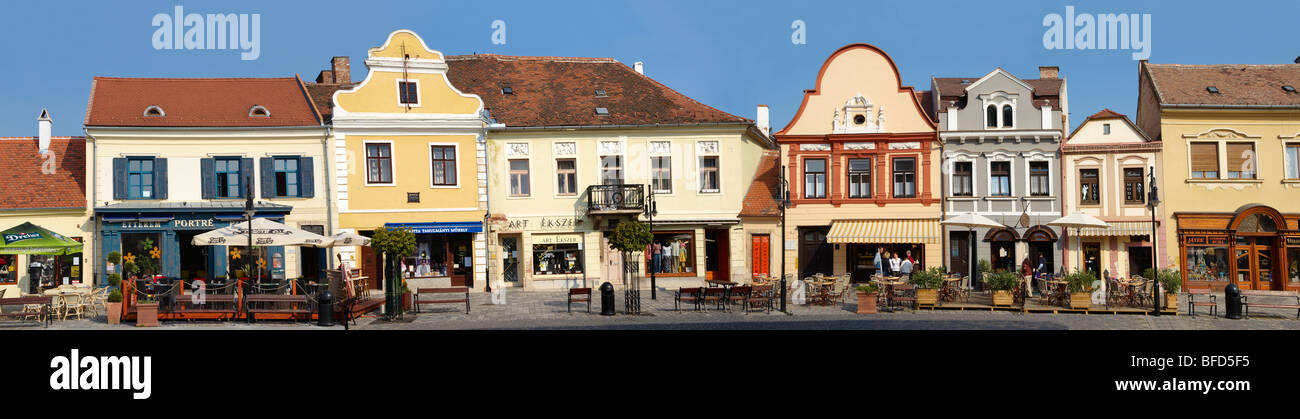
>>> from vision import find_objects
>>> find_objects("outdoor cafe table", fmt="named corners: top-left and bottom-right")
top-left (807, 279), bottom-right (835, 305)
top-left (872, 279), bottom-right (904, 312)
top-left (1047, 280), bottom-right (1070, 306)
top-left (940, 277), bottom-right (962, 302)
top-left (706, 279), bottom-right (737, 289)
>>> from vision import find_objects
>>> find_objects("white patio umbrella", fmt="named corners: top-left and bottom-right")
top-left (190, 218), bottom-right (334, 248)
top-left (1049, 213), bottom-right (1110, 296)
top-left (941, 213), bottom-right (1007, 289)
top-left (328, 232), bottom-right (372, 247)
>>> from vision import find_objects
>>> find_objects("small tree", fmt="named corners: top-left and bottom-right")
top-left (608, 220), bottom-right (653, 313)
top-left (372, 227), bottom-right (415, 317)
top-left (106, 251), bottom-right (122, 288)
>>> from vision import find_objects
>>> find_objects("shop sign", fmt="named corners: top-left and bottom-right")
top-left (3, 232), bottom-right (42, 244)
top-left (1185, 236), bottom-right (1228, 246)
top-left (1287, 237), bottom-right (1300, 246)
top-left (534, 234), bottom-right (582, 245)
top-left (504, 217), bottom-right (582, 231)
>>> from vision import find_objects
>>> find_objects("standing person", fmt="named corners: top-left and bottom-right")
top-left (1036, 255), bottom-right (1047, 279)
top-left (889, 252), bottom-right (902, 277)
top-left (881, 251), bottom-right (892, 276)
top-left (1021, 257), bottom-right (1033, 297)
top-left (873, 247), bottom-right (883, 277)
top-left (899, 255), bottom-right (914, 278)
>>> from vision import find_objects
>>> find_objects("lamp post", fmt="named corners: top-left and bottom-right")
top-left (1147, 166), bottom-right (1161, 317)
top-left (644, 188), bottom-right (658, 299)
top-left (778, 166), bottom-right (791, 314)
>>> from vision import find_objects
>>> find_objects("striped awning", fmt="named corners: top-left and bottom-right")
top-left (827, 219), bottom-right (942, 244)
top-left (1076, 221), bottom-right (1155, 237)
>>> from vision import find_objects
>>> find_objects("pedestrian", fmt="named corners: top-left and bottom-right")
top-left (873, 247), bottom-right (883, 277)
top-left (1021, 257), bottom-right (1033, 297)
top-left (1037, 255), bottom-right (1047, 279)
top-left (889, 252), bottom-right (902, 277)
top-left (900, 256), bottom-right (914, 278)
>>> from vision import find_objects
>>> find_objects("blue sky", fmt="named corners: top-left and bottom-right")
top-left (1, 0), bottom-right (1296, 136)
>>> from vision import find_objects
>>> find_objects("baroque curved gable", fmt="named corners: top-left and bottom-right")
top-left (777, 43), bottom-right (935, 136)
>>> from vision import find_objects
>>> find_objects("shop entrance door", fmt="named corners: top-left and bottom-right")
top-left (846, 244), bottom-right (873, 283)
top-left (705, 229), bottom-right (730, 281)
top-left (751, 235), bottom-right (770, 280)
top-left (602, 236), bottom-right (624, 285)
top-left (449, 235), bottom-right (473, 287)
top-left (949, 232), bottom-right (969, 278)
top-left (501, 236), bottom-right (520, 283)
top-left (361, 243), bottom-right (381, 290)
top-left (1235, 236), bottom-right (1276, 290)
top-left (798, 227), bottom-right (832, 279)
top-left (1083, 243), bottom-right (1101, 276)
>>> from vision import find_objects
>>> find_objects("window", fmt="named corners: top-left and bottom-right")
top-left (127, 158), bottom-right (154, 199)
top-left (600, 156), bottom-right (623, 185)
top-left (952, 161), bottom-right (972, 197)
top-left (398, 81), bottom-right (418, 105)
top-left (533, 243), bottom-right (583, 275)
top-left (1001, 105), bottom-right (1013, 128)
top-left (214, 158), bottom-right (242, 198)
top-left (430, 146), bottom-right (457, 186)
top-left (1029, 162), bottom-right (1049, 196)
top-left (986, 105), bottom-right (997, 128)
top-left (249, 105), bottom-right (270, 117)
top-left (1288, 144), bottom-right (1300, 179)
top-left (1124, 167), bottom-right (1145, 204)
top-left (1226, 143), bottom-right (1256, 179)
top-left (803, 158), bottom-right (826, 198)
top-left (990, 161), bottom-right (1011, 196)
top-left (1079, 169), bottom-right (1100, 205)
top-left (847, 158), bottom-right (872, 198)
top-left (556, 159), bottom-right (577, 195)
top-left (1189, 142), bottom-right (1219, 179)
top-left (892, 158), bottom-right (916, 198)
top-left (699, 156), bottom-right (719, 193)
top-left (143, 106), bottom-right (164, 117)
top-left (1103, 123), bottom-right (1111, 135)
top-left (651, 156), bottom-right (671, 193)
top-left (509, 160), bottom-right (530, 196)
top-left (365, 143), bottom-right (393, 184)
top-left (273, 157), bottom-right (300, 197)
top-left (650, 232), bottom-right (695, 275)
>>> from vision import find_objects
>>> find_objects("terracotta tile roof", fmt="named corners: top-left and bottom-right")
top-left (913, 90), bottom-right (935, 122)
top-left (932, 76), bottom-right (1063, 111)
top-left (445, 54), bottom-right (749, 127)
top-left (303, 82), bottom-right (356, 123)
top-left (85, 77), bottom-right (322, 127)
top-left (739, 151), bottom-right (782, 217)
top-left (0, 137), bottom-right (86, 209)
top-left (1144, 64), bottom-right (1300, 106)
top-left (1085, 108), bottom-right (1125, 120)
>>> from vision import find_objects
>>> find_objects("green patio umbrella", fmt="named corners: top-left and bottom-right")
top-left (0, 222), bottom-right (83, 255)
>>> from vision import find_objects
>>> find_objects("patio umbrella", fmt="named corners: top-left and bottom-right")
top-left (190, 218), bottom-right (334, 248)
top-left (328, 232), bottom-right (371, 247)
top-left (941, 213), bottom-right (1006, 289)
top-left (1048, 212), bottom-right (1110, 284)
top-left (0, 222), bottom-right (83, 255)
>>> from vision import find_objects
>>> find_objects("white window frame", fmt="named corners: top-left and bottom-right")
top-left (979, 91), bottom-right (1018, 130)
top-left (554, 157), bottom-right (579, 197)
top-left (986, 158), bottom-right (1014, 197)
top-left (696, 141), bottom-right (721, 195)
top-left (947, 154), bottom-right (976, 198)
top-left (363, 140), bottom-right (397, 187)
top-left (427, 142), bottom-right (461, 189)
top-left (396, 78), bottom-right (422, 108)
top-left (1285, 141), bottom-right (1300, 180)
top-left (1023, 154), bottom-right (1053, 197)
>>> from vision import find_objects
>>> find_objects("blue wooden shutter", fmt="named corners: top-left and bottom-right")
top-left (154, 158), bottom-right (168, 199)
top-left (239, 158), bottom-right (255, 198)
top-left (200, 158), bottom-right (215, 199)
top-left (259, 157), bottom-right (274, 198)
top-left (299, 157), bottom-right (315, 198)
top-left (112, 158), bottom-right (126, 199)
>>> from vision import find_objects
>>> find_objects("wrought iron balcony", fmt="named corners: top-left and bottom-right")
top-left (586, 184), bottom-right (645, 214)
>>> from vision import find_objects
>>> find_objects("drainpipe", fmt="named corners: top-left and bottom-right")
top-left (83, 128), bottom-right (100, 286)
top-left (321, 125), bottom-right (334, 272)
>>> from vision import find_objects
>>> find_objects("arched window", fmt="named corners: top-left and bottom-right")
top-left (986, 105), bottom-right (997, 128)
top-left (1002, 105), bottom-right (1013, 127)
top-left (248, 105), bottom-right (270, 117)
top-left (143, 105), bottom-right (165, 117)
top-left (1236, 213), bottom-right (1279, 233)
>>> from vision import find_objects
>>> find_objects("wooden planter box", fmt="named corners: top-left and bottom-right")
top-left (402, 292), bottom-right (412, 311)
top-left (135, 302), bottom-right (159, 327)
top-left (1069, 292), bottom-right (1091, 309)
top-left (106, 302), bottom-right (122, 325)
top-left (1166, 294), bottom-right (1179, 311)
top-left (992, 290), bottom-right (1014, 307)
top-left (917, 288), bottom-right (939, 307)
top-left (856, 291), bottom-right (877, 314)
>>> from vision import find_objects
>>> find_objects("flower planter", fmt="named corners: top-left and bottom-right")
top-left (106, 302), bottom-right (122, 325)
top-left (135, 302), bottom-right (159, 327)
top-left (856, 291), bottom-right (877, 314)
top-left (1069, 292), bottom-right (1091, 310)
top-left (402, 292), bottom-right (412, 311)
top-left (1166, 294), bottom-right (1179, 311)
top-left (992, 290), bottom-right (1014, 307)
top-left (916, 288), bottom-right (939, 307)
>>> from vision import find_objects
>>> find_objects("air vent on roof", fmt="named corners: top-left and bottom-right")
top-left (248, 105), bottom-right (270, 117)
top-left (595, 89), bottom-right (607, 97)
top-left (143, 105), bottom-right (165, 117)
top-left (960, 79), bottom-right (972, 84)
top-left (1206, 86), bottom-right (1220, 94)
top-left (1284, 85), bottom-right (1297, 93)
top-left (594, 107), bottom-right (609, 116)
top-left (501, 86), bottom-right (513, 95)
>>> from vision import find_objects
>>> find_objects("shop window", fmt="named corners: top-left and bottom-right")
top-left (650, 232), bottom-right (695, 275)
top-left (1124, 167), bottom-right (1145, 204)
top-left (1029, 161), bottom-right (1050, 196)
top-left (651, 156), bottom-right (671, 193)
top-left (803, 158), bottom-right (826, 199)
top-left (1079, 169), bottom-right (1099, 205)
top-left (952, 161), bottom-right (972, 197)
top-left (411, 235), bottom-right (449, 277)
top-left (847, 158), bottom-right (872, 198)
top-left (989, 161), bottom-right (1011, 196)
top-left (892, 157), bottom-right (916, 198)
top-left (1236, 213), bottom-right (1278, 233)
top-left (430, 146), bottom-right (457, 186)
top-left (1189, 142), bottom-right (1219, 179)
top-left (1185, 242), bottom-right (1230, 282)
top-left (533, 243), bottom-right (583, 275)
top-left (0, 254), bottom-right (15, 284)
top-left (1288, 246), bottom-right (1299, 284)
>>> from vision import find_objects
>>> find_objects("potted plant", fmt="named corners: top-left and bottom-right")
top-left (907, 267), bottom-right (944, 307)
top-left (986, 272), bottom-right (1020, 307)
top-left (1064, 269), bottom-right (1097, 310)
top-left (1156, 267), bottom-right (1182, 311)
top-left (977, 259), bottom-right (992, 290)
top-left (400, 279), bottom-right (412, 312)
top-left (105, 289), bottom-right (123, 325)
top-left (855, 283), bottom-right (879, 314)
top-left (135, 293), bottom-right (159, 327)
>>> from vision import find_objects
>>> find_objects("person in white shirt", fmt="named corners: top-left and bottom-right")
top-left (889, 254), bottom-right (902, 276)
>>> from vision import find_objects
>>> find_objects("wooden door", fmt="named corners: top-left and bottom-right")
top-left (1235, 236), bottom-right (1276, 290)
top-left (751, 235), bottom-right (770, 279)
top-left (361, 244), bottom-right (380, 290)
top-left (450, 235), bottom-right (473, 287)
top-left (798, 228), bottom-right (832, 279)
top-left (949, 232), bottom-right (969, 277)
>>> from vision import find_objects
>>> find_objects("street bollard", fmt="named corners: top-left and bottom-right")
top-left (1224, 283), bottom-right (1242, 319)
top-left (600, 282), bottom-right (615, 316)
top-left (318, 289), bottom-right (334, 327)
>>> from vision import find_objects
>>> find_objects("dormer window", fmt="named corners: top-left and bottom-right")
top-left (143, 105), bottom-right (165, 117)
top-left (595, 89), bottom-right (607, 97)
top-left (1206, 86), bottom-right (1220, 94)
top-left (1103, 123), bottom-right (1111, 135)
top-left (980, 92), bottom-right (1017, 129)
top-left (986, 105), bottom-right (997, 128)
top-left (1284, 85), bottom-right (1297, 93)
top-left (248, 105), bottom-right (270, 117)
top-left (595, 107), bottom-right (610, 116)
top-left (1001, 105), bottom-right (1013, 128)
top-left (501, 86), bottom-right (513, 95)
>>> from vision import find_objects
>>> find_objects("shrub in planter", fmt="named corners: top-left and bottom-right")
top-left (907, 267), bottom-right (945, 307)
top-left (985, 272), bottom-right (1020, 307)
top-left (105, 289), bottom-right (123, 325)
top-left (135, 295), bottom-right (159, 327)
top-left (1064, 269), bottom-right (1098, 309)
top-left (1156, 267), bottom-right (1182, 310)
top-left (855, 284), bottom-right (879, 314)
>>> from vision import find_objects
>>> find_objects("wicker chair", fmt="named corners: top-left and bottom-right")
top-left (746, 284), bottom-right (773, 314)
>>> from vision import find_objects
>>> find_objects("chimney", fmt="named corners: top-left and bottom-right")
top-left (634, 61), bottom-right (644, 75)
top-left (756, 105), bottom-right (770, 137)
top-left (1039, 66), bottom-right (1059, 79)
top-left (315, 70), bottom-right (334, 84)
top-left (37, 109), bottom-right (52, 152)
top-left (331, 56), bottom-right (351, 84)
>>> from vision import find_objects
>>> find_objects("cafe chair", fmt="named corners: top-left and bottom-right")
top-left (726, 286), bottom-right (751, 312)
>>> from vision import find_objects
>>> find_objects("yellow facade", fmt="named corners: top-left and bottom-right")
top-left (0, 210), bottom-right (92, 297)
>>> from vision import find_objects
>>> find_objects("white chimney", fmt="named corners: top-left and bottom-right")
top-left (37, 109), bottom-right (52, 152)
top-left (634, 61), bottom-right (644, 75)
top-left (756, 105), bottom-right (770, 137)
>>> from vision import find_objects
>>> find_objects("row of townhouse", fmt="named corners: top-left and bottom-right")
top-left (2, 31), bottom-right (1296, 296)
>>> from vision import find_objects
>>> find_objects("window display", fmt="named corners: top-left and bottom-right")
top-left (0, 254), bottom-right (14, 284)
top-left (409, 234), bottom-right (449, 277)
top-left (648, 232), bottom-right (694, 275)
top-left (533, 243), bottom-right (582, 275)
top-left (1185, 244), bottom-right (1230, 282)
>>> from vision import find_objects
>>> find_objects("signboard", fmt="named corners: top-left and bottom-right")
top-left (3, 232), bottom-right (43, 244)
top-left (503, 217), bottom-right (583, 232)
top-left (1287, 236), bottom-right (1300, 247)
top-left (1185, 236), bottom-right (1228, 246)
top-left (534, 234), bottom-right (582, 245)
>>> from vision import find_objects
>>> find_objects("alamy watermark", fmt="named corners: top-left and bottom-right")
top-left (49, 349), bottom-right (152, 400)
top-left (1043, 6), bottom-right (1150, 60)
top-left (151, 6), bottom-right (260, 60)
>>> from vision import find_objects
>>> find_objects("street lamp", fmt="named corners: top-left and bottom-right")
top-left (644, 189), bottom-right (658, 299)
top-left (778, 166), bottom-right (792, 314)
top-left (1147, 166), bottom-right (1161, 317)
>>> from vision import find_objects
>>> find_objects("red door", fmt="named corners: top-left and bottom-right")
top-left (751, 235), bottom-right (770, 279)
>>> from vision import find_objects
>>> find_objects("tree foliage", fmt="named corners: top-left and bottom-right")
top-left (608, 220), bottom-right (653, 253)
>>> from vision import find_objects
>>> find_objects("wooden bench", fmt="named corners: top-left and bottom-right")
top-left (414, 287), bottom-right (469, 314)
top-left (1240, 290), bottom-right (1300, 319)
top-left (245, 294), bottom-right (312, 323)
top-left (168, 293), bottom-right (240, 320)
top-left (567, 288), bottom-right (591, 313)
top-left (0, 296), bottom-right (53, 327)
top-left (1187, 288), bottom-right (1218, 318)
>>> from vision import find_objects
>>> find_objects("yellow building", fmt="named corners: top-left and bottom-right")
top-left (776, 44), bottom-right (943, 282)
top-left (1137, 62), bottom-right (1300, 291)
top-left (326, 30), bottom-right (488, 290)
top-left (444, 54), bottom-right (772, 290)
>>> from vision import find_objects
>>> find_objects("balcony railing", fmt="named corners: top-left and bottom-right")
top-left (586, 184), bottom-right (645, 214)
